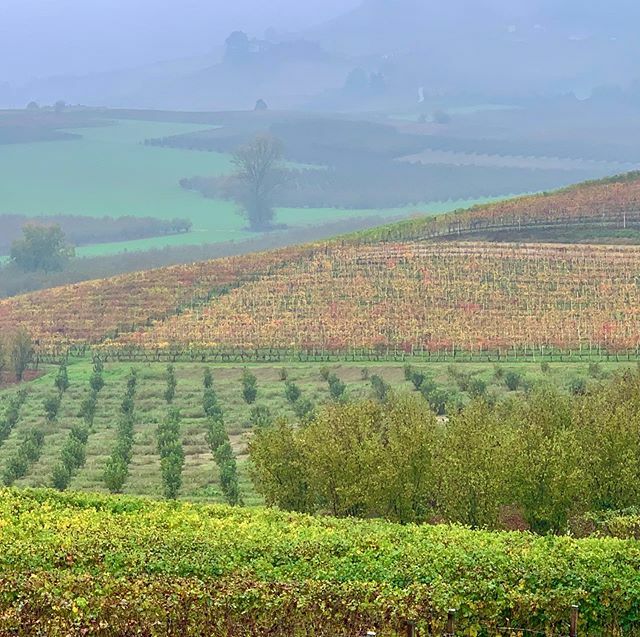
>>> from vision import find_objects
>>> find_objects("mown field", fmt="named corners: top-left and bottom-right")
top-left (0, 359), bottom-right (634, 505)
top-left (1, 488), bottom-right (639, 635)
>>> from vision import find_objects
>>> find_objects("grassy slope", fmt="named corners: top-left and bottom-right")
top-left (0, 359), bottom-right (634, 504)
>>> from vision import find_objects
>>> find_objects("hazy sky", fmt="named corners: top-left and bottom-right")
top-left (0, 0), bottom-right (359, 83)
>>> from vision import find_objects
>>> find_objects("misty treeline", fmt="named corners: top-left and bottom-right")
top-left (0, 215), bottom-right (192, 255)
top-left (250, 370), bottom-right (640, 534)
top-left (183, 161), bottom-right (590, 210)
top-left (168, 118), bottom-right (600, 210)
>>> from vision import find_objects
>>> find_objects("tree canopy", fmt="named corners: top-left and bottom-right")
top-left (10, 224), bottom-right (75, 272)
top-left (227, 135), bottom-right (285, 232)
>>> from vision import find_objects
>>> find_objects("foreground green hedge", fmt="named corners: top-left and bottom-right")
top-left (1, 489), bottom-right (640, 635)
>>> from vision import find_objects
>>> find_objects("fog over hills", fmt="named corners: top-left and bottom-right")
top-left (1, 0), bottom-right (638, 109)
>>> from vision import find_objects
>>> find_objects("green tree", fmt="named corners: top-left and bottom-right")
top-left (157, 409), bottom-right (184, 500)
top-left (10, 224), bottom-right (75, 272)
top-left (575, 373), bottom-right (640, 512)
top-left (284, 380), bottom-right (301, 405)
top-left (327, 373), bottom-right (346, 401)
top-left (10, 329), bottom-right (33, 381)
top-left (55, 362), bottom-right (70, 394)
top-left (507, 388), bottom-right (583, 534)
top-left (164, 365), bottom-right (177, 404)
top-left (437, 400), bottom-right (507, 529)
top-left (250, 420), bottom-right (313, 512)
top-left (241, 369), bottom-right (258, 404)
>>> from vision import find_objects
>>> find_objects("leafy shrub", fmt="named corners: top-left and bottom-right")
top-left (293, 398), bottom-right (315, 421)
top-left (43, 394), bottom-right (61, 422)
top-left (504, 371), bottom-right (522, 391)
top-left (51, 463), bottom-right (72, 491)
top-left (284, 381), bottom-right (301, 405)
top-left (55, 362), bottom-right (70, 394)
top-left (569, 377), bottom-right (588, 396)
top-left (2, 428), bottom-right (44, 486)
top-left (468, 378), bottom-right (487, 398)
top-left (410, 371), bottom-right (426, 390)
top-left (0, 389), bottom-right (27, 446)
top-left (103, 457), bottom-right (129, 494)
top-left (327, 374), bottom-right (346, 401)
top-left (79, 392), bottom-right (98, 427)
top-left (164, 365), bottom-right (177, 404)
top-left (203, 388), bottom-right (224, 421)
top-left (249, 405), bottom-right (273, 429)
top-left (241, 369), bottom-right (258, 404)
top-left (588, 362), bottom-right (604, 379)
top-left (203, 368), bottom-right (213, 389)
top-left (370, 375), bottom-right (390, 402)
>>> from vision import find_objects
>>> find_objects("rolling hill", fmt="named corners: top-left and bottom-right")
top-left (3, 173), bottom-right (640, 359)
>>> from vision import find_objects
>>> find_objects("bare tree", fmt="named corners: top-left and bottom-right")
top-left (229, 135), bottom-right (284, 232)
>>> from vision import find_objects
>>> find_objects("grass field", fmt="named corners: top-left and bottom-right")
top-left (0, 117), bottom-right (497, 256)
top-left (0, 359), bottom-right (634, 505)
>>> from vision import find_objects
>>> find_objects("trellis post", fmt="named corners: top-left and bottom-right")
top-left (445, 609), bottom-right (457, 636)
top-left (570, 605), bottom-right (579, 637)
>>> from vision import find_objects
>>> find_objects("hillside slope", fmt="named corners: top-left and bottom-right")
top-left (3, 174), bottom-right (640, 357)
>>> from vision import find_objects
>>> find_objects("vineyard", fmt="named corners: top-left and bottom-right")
top-left (104, 242), bottom-right (640, 357)
top-left (1, 487), bottom-right (640, 635)
top-left (358, 172), bottom-right (640, 243)
top-left (3, 173), bottom-right (640, 360)
top-left (0, 246), bottom-right (314, 354)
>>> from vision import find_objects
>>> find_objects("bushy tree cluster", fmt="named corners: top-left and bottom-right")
top-left (203, 371), bottom-right (241, 506)
top-left (157, 408), bottom-right (184, 499)
top-left (250, 371), bottom-right (640, 533)
top-left (104, 369), bottom-right (137, 494)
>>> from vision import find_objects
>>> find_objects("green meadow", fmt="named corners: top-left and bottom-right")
top-left (0, 118), bottom-right (498, 256)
